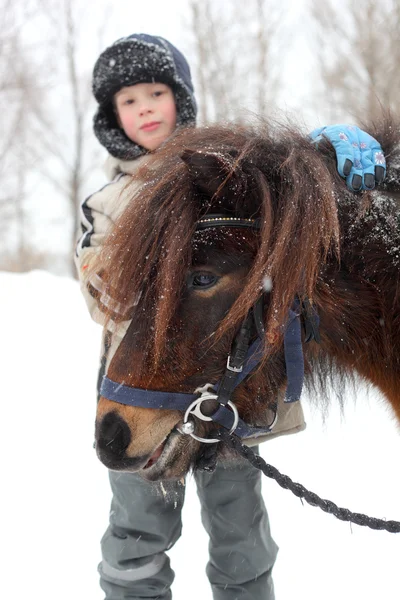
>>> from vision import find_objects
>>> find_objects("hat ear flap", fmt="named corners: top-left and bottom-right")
top-left (181, 149), bottom-right (247, 198)
top-left (93, 106), bottom-right (144, 160)
top-left (103, 103), bottom-right (119, 129)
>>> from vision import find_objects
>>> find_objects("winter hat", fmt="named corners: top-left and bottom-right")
top-left (92, 33), bottom-right (197, 160)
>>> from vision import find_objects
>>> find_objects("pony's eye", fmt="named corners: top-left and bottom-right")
top-left (190, 272), bottom-right (219, 289)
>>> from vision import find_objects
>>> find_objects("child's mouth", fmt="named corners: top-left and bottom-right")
top-left (141, 121), bottom-right (160, 132)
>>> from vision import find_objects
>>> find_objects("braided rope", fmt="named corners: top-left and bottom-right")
top-left (214, 430), bottom-right (400, 534)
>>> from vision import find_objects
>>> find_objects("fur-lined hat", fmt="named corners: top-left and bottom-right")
top-left (92, 33), bottom-right (197, 159)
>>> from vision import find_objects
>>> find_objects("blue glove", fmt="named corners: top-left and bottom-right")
top-left (309, 124), bottom-right (386, 191)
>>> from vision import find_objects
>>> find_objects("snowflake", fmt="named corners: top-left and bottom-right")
top-left (339, 132), bottom-right (348, 141)
top-left (352, 142), bottom-right (358, 148)
top-left (374, 151), bottom-right (386, 165)
top-left (360, 142), bottom-right (367, 149)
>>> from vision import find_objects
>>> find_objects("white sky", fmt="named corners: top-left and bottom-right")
top-left (1, 271), bottom-right (399, 599)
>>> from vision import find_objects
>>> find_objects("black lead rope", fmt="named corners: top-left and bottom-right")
top-left (203, 430), bottom-right (400, 534)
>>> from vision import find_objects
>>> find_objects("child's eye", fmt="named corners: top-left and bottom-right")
top-left (124, 99), bottom-right (134, 105)
top-left (153, 90), bottom-right (164, 98)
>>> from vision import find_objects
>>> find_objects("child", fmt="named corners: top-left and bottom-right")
top-left (75, 34), bottom-right (385, 600)
top-left (75, 33), bottom-right (279, 600)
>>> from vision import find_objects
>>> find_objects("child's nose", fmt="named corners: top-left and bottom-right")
top-left (139, 103), bottom-right (153, 116)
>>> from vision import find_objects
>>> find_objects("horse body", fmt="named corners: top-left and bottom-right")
top-left (93, 119), bottom-right (400, 480)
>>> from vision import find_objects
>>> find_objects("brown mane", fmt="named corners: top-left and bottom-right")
top-left (95, 121), bottom-right (350, 366)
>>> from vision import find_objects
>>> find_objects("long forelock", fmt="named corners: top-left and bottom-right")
top-left (98, 121), bottom-right (342, 364)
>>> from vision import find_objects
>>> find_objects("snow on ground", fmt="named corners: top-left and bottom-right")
top-left (1, 270), bottom-right (399, 599)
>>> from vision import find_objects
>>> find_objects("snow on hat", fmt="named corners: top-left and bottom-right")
top-left (92, 33), bottom-right (197, 159)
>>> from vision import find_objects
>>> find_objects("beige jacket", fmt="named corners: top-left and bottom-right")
top-left (75, 155), bottom-right (146, 323)
top-left (75, 155), bottom-right (306, 444)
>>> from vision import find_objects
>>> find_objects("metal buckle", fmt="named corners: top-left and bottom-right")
top-left (178, 385), bottom-right (239, 444)
top-left (226, 355), bottom-right (243, 373)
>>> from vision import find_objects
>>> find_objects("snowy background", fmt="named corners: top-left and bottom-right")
top-left (1, 270), bottom-right (399, 599)
top-left (3, 0), bottom-right (370, 275)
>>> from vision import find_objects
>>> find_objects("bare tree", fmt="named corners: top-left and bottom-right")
top-left (311, 0), bottom-right (400, 123)
top-left (186, 0), bottom-right (283, 124)
top-left (28, 0), bottom-right (110, 277)
top-left (0, 0), bottom-right (48, 269)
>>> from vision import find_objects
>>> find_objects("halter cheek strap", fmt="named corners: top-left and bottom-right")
top-left (99, 301), bottom-right (307, 441)
top-left (100, 337), bottom-right (275, 440)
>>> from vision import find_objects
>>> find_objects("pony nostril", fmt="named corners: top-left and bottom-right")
top-left (96, 412), bottom-right (131, 457)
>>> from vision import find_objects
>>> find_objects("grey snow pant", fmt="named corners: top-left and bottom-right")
top-left (99, 449), bottom-right (278, 600)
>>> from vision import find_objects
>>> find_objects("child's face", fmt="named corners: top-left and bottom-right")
top-left (114, 82), bottom-right (177, 151)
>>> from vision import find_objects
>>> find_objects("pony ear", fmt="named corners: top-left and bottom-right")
top-left (181, 149), bottom-right (246, 198)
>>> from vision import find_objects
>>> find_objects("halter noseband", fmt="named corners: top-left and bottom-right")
top-left (100, 214), bottom-right (316, 443)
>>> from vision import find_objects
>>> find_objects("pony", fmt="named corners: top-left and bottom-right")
top-left (92, 117), bottom-right (400, 481)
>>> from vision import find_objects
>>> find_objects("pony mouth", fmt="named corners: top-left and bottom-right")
top-left (142, 438), bottom-right (168, 470)
top-left (140, 426), bottom-right (192, 478)
top-left (142, 429), bottom-right (179, 471)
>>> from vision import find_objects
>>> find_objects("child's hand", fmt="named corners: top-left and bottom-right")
top-left (309, 124), bottom-right (386, 191)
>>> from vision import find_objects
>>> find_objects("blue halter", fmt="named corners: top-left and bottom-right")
top-left (100, 304), bottom-right (304, 440)
top-left (99, 215), bottom-right (311, 442)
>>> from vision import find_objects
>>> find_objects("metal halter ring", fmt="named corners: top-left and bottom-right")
top-left (180, 392), bottom-right (239, 444)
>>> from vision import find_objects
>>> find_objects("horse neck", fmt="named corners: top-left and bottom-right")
top-left (314, 195), bottom-right (400, 413)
